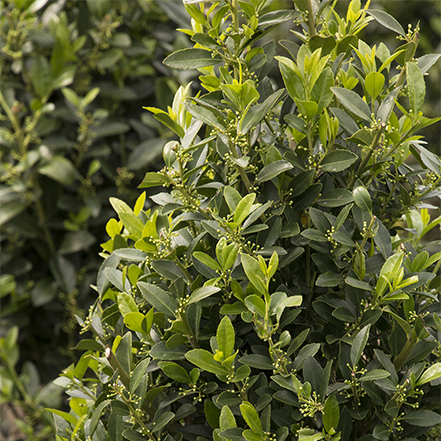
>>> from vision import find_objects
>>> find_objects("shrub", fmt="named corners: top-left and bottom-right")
top-left (52, 1), bottom-right (441, 440)
top-left (0, 0), bottom-right (184, 438)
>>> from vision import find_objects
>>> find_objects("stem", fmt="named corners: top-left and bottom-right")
top-left (0, 91), bottom-right (25, 155)
top-left (348, 122), bottom-right (386, 188)
top-left (306, 0), bottom-right (317, 37)
top-left (179, 311), bottom-right (199, 349)
top-left (393, 332), bottom-right (418, 371)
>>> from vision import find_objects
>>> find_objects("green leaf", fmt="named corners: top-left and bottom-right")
top-left (119, 212), bottom-right (143, 238)
top-left (38, 156), bottom-right (78, 186)
top-left (240, 402), bottom-right (263, 436)
top-left (258, 9), bottom-right (300, 27)
top-left (416, 363), bottom-right (441, 386)
top-left (245, 295), bottom-right (266, 317)
top-left (241, 254), bottom-right (267, 296)
top-left (31, 55), bottom-right (53, 98)
top-left (316, 272), bottom-right (344, 287)
top-left (320, 150), bottom-right (358, 172)
top-left (359, 369), bottom-right (390, 382)
top-left (377, 88), bottom-right (400, 123)
top-left (159, 361), bottom-right (191, 383)
top-left (217, 316), bottom-right (235, 358)
top-left (138, 172), bottom-right (169, 189)
top-left (152, 412), bottom-right (174, 433)
top-left (401, 410), bottom-right (441, 427)
top-left (406, 62), bottom-right (425, 116)
top-left (138, 282), bottom-right (178, 317)
top-left (317, 189), bottom-right (354, 207)
top-left (144, 107), bottom-right (185, 138)
top-left (185, 101), bottom-right (226, 131)
top-left (353, 186), bottom-right (372, 213)
top-left (239, 90), bottom-right (285, 134)
top-left (187, 286), bottom-right (221, 305)
top-left (322, 394), bottom-right (340, 434)
top-left (130, 358), bottom-right (149, 393)
top-left (345, 277), bottom-right (374, 292)
top-left (331, 87), bottom-right (371, 121)
top-left (234, 193), bottom-right (256, 225)
top-left (193, 252), bottom-right (222, 271)
top-left (239, 354), bottom-right (274, 370)
top-left (295, 99), bottom-right (318, 121)
top-left (185, 349), bottom-right (228, 375)
top-left (311, 67), bottom-right (333, 114)
top-left (277, 56), bottom-right (305, 101)
top-left (220, 406), bottom-right (237, 430)
top-left (124, 312), bottom-right (150, 335)
top-left (205, 400), bottom-right (221, 429)
top-left (365, 72), bottom-right (385, 100)
top-left (256, 160), bottom-right (293, 183)
top-left (351, 324), bottom-right (371, 368)
top-left (293, 343), bottom-right (321, 371)
top-left (367, 9), bottom-right (405, 36)
top-left (164, 48), bottom-right (222, 69)
top-left (373, 424), bottom-right (389, 441)
top-left (113, 249), bottom-right (148, 262)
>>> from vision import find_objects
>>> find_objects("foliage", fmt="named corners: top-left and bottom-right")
top-left (51, 0), bottom-right (441, 440)
top-left (0, 0), bottom-right (184, 438)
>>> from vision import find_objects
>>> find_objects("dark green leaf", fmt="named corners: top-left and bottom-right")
top-left (351, 325), bottom-right (370, 368)
top-left (321, 150), bottom-right (358, 172)
top-left (401, 410), bottom-right (441, 427)
top-left (317, 189), bottom-right (354, 207)
top-left (164, 48), bottom-right (222, 69)
top-left (138, 282), bottom-right (178, 317)
top-left (367, 10), bottom-right (405, 36)
top-left (331, 87), bottom-right (371, 121)
top-left (257, 160), bottom-right (293, 183)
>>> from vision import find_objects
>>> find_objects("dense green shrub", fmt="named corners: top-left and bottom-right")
top-left (18, 0), bottom-right (441, 440)
top-left (0, 0), bottom-right (186, 438)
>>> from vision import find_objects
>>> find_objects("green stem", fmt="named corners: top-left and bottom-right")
top-left (393, 332), bottom-right (418, 371)
top-left (0, 91), bottom-right (25, 155)
top-left (306, 0), bottom-right (317, 37)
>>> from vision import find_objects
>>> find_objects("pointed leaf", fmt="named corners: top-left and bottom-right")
top-left (164, 48), bottom-right (222, 69)
top-left (351, 324), bottom-right (371, 367)
top-left (331, 87), bottom-right (371, 121)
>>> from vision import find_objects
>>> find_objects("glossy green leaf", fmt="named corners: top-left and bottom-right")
top-left (351, 324), bottom-right (371, 368)
top-left (331, 87), bottom-right (371, 121)
top-left (406, 62), bottom-right (425, 116)
top-left (353, 185), bottom-right (372, 213)
top-left (159, 361), bottom-right (191, 383)
top-left (365, 72), bottom-right (385, 99)
top-left (256, 160), bottom-right (293, 183)
top-left (323, 394), bottom-right (339, 434)
top-left (185, 349), bottom-right (228, 375)
top-left (240, 402), bottom-right (263, 436)
top-left (317, 189), bottom-right (354, 207)
top-left (320, 150), bottom-right (358, 172)
top-left (217, 316), bottom-right (235, 359)
top-left (138, 282), bottom-right (178, 317)
top-left (187, 286), bottom-right (220, 305)
top-left (234, 193), bottom-right (256, 225)
top-left (164, 48), bottom-right (222, 69)
top-left (367, 9), bottom-right (405, 36)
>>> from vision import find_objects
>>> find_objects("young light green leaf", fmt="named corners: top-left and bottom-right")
top-left (217, 316), bottom-right (235, 359)
top-left (220, 406), bottom-right (237, 430)
top-left (416, 363), bottom-right (441, 386)
top-left (365, 72), bottom-right (385, 100)
top-left (234, 193), bottom-right (256, 225)
top-left (193, 251), bottom-right (222, 271)
top-left (241, 254), bottom-right (267, 296)
top-left (244, 295), bottom-right (266, 317)
top-left (185, 349), bottom-right (229, 375)
top-left (240, 402), bottom-right (263, 436)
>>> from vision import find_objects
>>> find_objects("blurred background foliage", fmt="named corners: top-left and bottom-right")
top-left (0, 0), bottom-right (439, 440)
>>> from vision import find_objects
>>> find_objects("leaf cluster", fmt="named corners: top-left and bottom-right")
top-left (50, 1), bottom-right (441, 441)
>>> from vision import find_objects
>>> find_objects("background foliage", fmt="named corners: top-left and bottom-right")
top-left (0, 0), bottom-right (188, 438)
